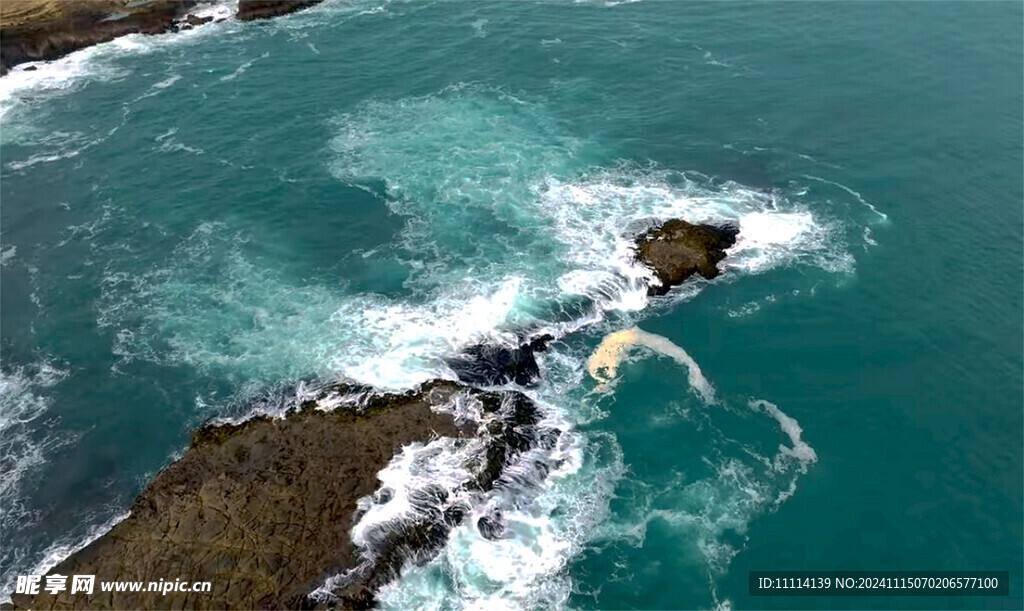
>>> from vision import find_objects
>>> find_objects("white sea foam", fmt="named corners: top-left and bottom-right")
top-left (309, 368), bottom-right (627, 611)
top-left (0, 246), bottom-right (16, 266)
top-left (189, 0), bottom-right (239, 23)
top-left (596, 418), bottom-right (816, 601)
top-left (588, 327), bottom-right (716, 403)
top-left (219, 52), bottom-right (269, 82)
top-left (750, 399), bottom-right (818, 469)
top-left (470, 18), bottom-right (489, 38)
top-left (0, 48), bottom-right (128, 125)
top-left (330, 87), bottom-right (852, 338)
top-left (0, 362), bottom-right (72, 596)
top-left (863, 226), bottom-right (878, 247)
top-left (3, 68), bottom-right (186, 168)
top-left (374, 426), bottom-right (624, 611)
top-left (324, 278), bottom-right (525, 389)
top-left (803, 174), bottom-right (888, 221)
top-left (96, 221), bottom-right (531, 389)
top-left (3, 129), bottom-right (98, 170)
top-left (2, 507), bottom-right (130, 602)
top-left (0, 362), bottom-right (68, 507)
top-left (27, 510), bottom-right (130, 580)
top-left (535, 166), bottom-right (853, 309)
top-left (100, 153), bottom-right (845, 393)
top-left (350, 435), bottom-right (484, 550)
top-left (151, 74), bottom-right (181, 90)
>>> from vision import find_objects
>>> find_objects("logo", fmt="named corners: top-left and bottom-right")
top-left (15, 574), bottom-right (95, 596)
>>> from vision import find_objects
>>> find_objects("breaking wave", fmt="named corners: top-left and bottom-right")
top-left (6, 82), bottom-right (874, 607)
top-left (85, 86), bottom-right (855, 397)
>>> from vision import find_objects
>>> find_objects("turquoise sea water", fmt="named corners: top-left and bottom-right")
top-left (1, 1), bottom-right (1021, 608)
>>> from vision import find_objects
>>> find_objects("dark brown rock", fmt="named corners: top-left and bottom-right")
top-left (236, 0), bottom-right (324, 22)
top-left (0, 1), bottom-right (198, 76)
top-left (9, 381), bottom-right (472, 609)
top-left (634, 219), bottom-right (739, 295)
top-left (9, 380), bottom-right (548, 610)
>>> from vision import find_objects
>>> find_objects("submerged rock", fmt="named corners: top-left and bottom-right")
top-left (236, 0), bottom-right (325, 21)
top-left (477, 511), bottom-right (506, 540)
top-left (10, 380), bottom-right (546, 610)
top-left (446, 334), bottom-right (554, 387)
top-left (633, 219), bottom-right (739, 295)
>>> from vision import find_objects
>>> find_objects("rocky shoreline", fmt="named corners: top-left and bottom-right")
top-left (0, 0), bottom-right (326, 76)
top-left (8, 218), bottom-right (737, 609)
top-left (9, 380), bottom-right (546, 609)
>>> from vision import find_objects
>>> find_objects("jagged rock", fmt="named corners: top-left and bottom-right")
top-left (311, 389), bottom-right (545, 608)
top-left (446, 334), bottom-right (554, 387)
top-left (236, 0), bottom-right (324, 21)
top-left (633, 219), bottom-right (739, 295)
top-left (0, 1), bottom-right (198, 75)
top-left (471, 392), bottom-right (543, 491)
top-left (9, 381), bottom-right (547, 610)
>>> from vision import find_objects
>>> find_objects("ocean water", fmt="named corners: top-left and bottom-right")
top-left (1, 1), bottom-right (1021, 609)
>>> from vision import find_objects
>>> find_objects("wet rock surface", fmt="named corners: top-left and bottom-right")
top-left (312, 388), bottom-right (546, 608)
top-left (236, 0), bottom-right (325, 22)
top-left (633, 218), bottom-right (739, 295)
top-left (446, 334), bottom-right (554, 387)
top-left (9, 381), bottom-right (546, 610)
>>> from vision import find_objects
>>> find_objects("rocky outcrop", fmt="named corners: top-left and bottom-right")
top-left (9, 380), bottom-right (545, 610)
top-left (469, 390), bottom-right (546, 492)
top-left (633, 219), bottom-right (739, 295)
top-left (0, 0), bottom-right (325, 77)
top-left (446, 334), bottom-right (554, 387)
top-left (0, 1), bottom-right (200, 76)
top-left (236, 0), bottom-right (325, 22)
top-left (317, 388), bottom-right (547, 606)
